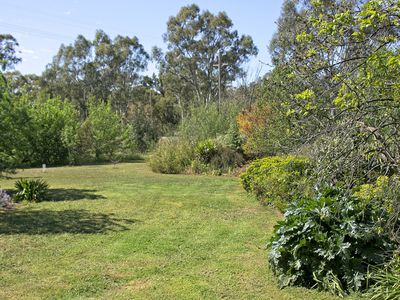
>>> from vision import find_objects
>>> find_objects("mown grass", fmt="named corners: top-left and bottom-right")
top-left (0, 163), bottom-right (346, 299)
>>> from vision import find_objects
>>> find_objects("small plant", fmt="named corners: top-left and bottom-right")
top-left (0, 189), bottom-right (13, 209)
top-left (194, 139), bottom-right (217, 164)
top-left (14, 179), bottom-right (49, 202)
top-left (268, 186), bottom-right (394, 296)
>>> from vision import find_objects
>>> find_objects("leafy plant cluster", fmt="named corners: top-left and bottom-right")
top-left (194, 139), bottom-right (217, 164)
top-left (149, 137), bottom-right (245, 175)
top-left (0, 91), bottom-right (133, 173)
top-left (14, 178), bottom-right (49, 202)
top-left (190, 139), bottom-right (244, 175)
top-left (368, 252), bottom-right (400, 300)
top-left (268, 186), bottom-right (395, 296)
top-left (240, 155), bottom-right (310, 211)
top-left (150, 103), bottom-right (246, 175)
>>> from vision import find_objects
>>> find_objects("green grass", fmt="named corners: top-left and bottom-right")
top-left (0, 163), bottom-right (345, 299)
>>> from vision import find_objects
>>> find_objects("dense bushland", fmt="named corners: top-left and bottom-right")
top-left (149, 103), bottom-right (246, 175)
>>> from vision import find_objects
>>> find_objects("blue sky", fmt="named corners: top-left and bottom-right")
top-left (1, 0), bottom-right (284, 78)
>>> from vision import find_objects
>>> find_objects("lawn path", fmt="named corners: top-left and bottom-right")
top-left (0, 163), bottom-right (343, 299)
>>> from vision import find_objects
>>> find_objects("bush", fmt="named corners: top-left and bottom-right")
top-left (179, 103), bottom-right (240, 144)
top-left (194, 139), bottom-right (217, 164)
top-left (149, 138), bottom-right (194, 174)
top-left (353, 176), bottom-right (400, 246)
top-left (368, 253), bottom-right (400, 300)
top-left (240, 155), bottom-right (310, 210)
top-left (190, 139), bottom-right (244, 175)
top-left (209, 146), bottom-right (244, 173)
top-left (0, 189), bottom-right (13, 209)
top-left (24, 97), bottom-right (79, 166)
top-left (268, 186), bottom-right (395, 296)
top-left (14, 178), bottom-right (49, 202)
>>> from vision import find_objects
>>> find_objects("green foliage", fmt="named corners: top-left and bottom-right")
top-left (225, 121), bottom-right (244, 154)
top-left (179, 104), bottom-right (239, 144)
top-left (269, 0), bottom-right (400, 186)
top-left (368, 253), bottom-right (400, 300)
top-left (154, 4), bottom-right (257, 112)
top-left (25, 97), bottom-right (79, 166)
top-left (149, 138), bottom-right (194, 174)
top-left (190, 142), bottom-right (244, 175)
top-left (208, 145), bottom-right (244, 174)
top-left (84, 100), bottom-right (131, 162)
top-left (268, 186), bottom-right (394, 296)
top-left (194, 139), bottom-right (217, 164)
top-left (0, 79), bottom-right (30, 174)
top-left (353, 176), bottom-right (400, 246)
top-left (0, 34), bottom-right (21, 71)
top-left (240, 155), bottom-right (310, 210)
top-left (42, 30), bottom-right (149, 117)
top-left (14, 178), bottom-right (49, 202)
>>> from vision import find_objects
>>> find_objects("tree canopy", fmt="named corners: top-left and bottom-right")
top-left (42, 30), bottom-right (149, 117)
top-left (153, 4), bottom-right (258, 116)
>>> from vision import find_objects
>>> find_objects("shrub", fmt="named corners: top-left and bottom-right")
top-left (179, 103), bottom-right (240, 144)
top-left (25, 97), bottom-right (79, 166)
top-left (268, 186), bottom-right (394, 296)
top-left (368, 253), bottom-right (400, 300)
top-left (85, 100), bottom-right (130, 162)
top-left (149, 138), bottom-right (194, 174)
top-left (209, 146), bottom-right (244, 173)
top-left (194, 139), bottom-right (217, 164)
top-left (240, 155), bottom-right (310, 210)
top-left (188, 159), bottom-right (210, 175)
top-left (353, 176), bottom-right (400, 246)
top-left (14, 178), bottom-right (49, 202)
top-left (0, 189), bottom-right (13, 209)
top-left (237, 103), bottom-right (291, 157)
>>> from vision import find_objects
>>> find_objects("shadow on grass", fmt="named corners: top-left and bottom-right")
top-left (0, 209), bottom-right (137, 235)
top-left (47, 189), bottom-right (106, 201)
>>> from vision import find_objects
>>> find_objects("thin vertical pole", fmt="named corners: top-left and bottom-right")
top-left (218, 51), bottom-right (221, 112)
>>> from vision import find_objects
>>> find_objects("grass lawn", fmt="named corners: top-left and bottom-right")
top-left (0, 163), bottom-right (344, 300)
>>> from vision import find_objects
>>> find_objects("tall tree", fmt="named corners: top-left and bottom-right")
top-left (268, 0), bottom-right (400, 185)
top-left (42, 30), bottom-right (149, 117)
top-left (154, 4), bottom-right (258, 115)
top-left (0, 34), bottom-right (21, 72)
top-left (0, 34), bottom-right (25, 174)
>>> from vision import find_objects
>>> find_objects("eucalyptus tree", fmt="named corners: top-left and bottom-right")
top-left (0, 37), bottom-right (26, 174)
top-left (0, 34), bottom-right (21, 72)
top-left (153, 4), bottom-right (258, 116)
top-left (42, 30), bottom-right (149, 117)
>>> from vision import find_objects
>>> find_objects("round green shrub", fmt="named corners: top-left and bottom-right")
top-left (240, 155), bottom-right (310, 210)
top-left (149, 138), bottom-right (194, 174)
top-left (268, 186), bottom-right (395, 296)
